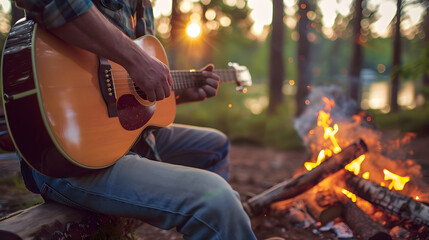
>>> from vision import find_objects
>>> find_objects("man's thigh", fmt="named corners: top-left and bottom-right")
top-left (32, 153), bottom-right (231, 229)
top-left (153, 124), bottom-right (229, 177)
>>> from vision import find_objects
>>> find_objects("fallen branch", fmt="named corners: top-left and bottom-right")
top-left (343, 171), bottom-right (429, 227)
top-left (243, 139), bottom-right (368, 216)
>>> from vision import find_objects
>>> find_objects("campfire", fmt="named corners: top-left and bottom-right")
top-left (243, 86), bottom-right (429, 239)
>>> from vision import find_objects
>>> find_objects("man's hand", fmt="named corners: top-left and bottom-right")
top-left (48, 6), bottom-right (172, 102)
top-left (127, 54), bottom-right (173, 102)
top-left (175, 64), bottom-right (220, 104)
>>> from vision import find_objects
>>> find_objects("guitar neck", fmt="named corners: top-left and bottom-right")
top-left (170, 69), bottom-right (237, 90)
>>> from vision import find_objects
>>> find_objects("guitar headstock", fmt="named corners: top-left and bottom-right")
top-left (228, 62), bottom-right (252, 92)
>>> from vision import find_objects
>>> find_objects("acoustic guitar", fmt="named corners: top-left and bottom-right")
top-left (1, 20), bottom-right (252, 177)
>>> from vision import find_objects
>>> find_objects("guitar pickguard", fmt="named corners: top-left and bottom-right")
top-left (117, 94), bottom-right (155, 131)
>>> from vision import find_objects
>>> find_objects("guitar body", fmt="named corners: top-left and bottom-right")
top-left (1, 20), bottom-right (175, 177)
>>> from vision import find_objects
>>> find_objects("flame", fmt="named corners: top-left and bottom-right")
top-left (305, 149), bottom-right (332, 171)
top-left (342, 189), bottom-right (357, 202)
top-left (345, 155), bottom-right (366, 175)
top-left (305, 109), bottom-right (343, 170)
top-left (317, 111), bottom-right (333, 127)
top-left (317, 110), bottom-right (342, 153)
top-left (383, 169), bottom-right (410, 191)
top-left (321, 97), bottom-right (335, 111)
top-left (324, 124), bottom-right (342, 154)
top-left (304, 96), bottom-right (416, 208)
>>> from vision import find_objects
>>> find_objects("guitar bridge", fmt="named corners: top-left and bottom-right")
top-left (98, 57), bottom-right (118, 117)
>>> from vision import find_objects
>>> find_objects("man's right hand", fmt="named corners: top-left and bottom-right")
top-left (49, 6), bottom-right (173, 102)
top-left (126, 53), bottom-right (173, 102)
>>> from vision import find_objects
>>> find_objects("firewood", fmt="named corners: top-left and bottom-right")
top-left (341, 200), bottom-right (392, 240)
top-left (343, 171), bottom-right (429, 227)
top-left (303, 186), bottom-right (343, 225)
top-left (243, 139), bottom-right (368, 216)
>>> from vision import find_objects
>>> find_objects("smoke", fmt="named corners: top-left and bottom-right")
top-left (294, 85), bottom-right (360, 138)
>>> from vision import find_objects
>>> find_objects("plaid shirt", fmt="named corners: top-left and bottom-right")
top-left (16, 0), bottom-right (154, 38)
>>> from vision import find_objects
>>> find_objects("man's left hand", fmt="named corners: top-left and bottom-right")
top-left (175, 64), bottom-right (220, 104)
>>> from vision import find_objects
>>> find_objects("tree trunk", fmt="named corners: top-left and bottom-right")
top-left (329, 39), bottom-right (341, 81)
top-left (390, 0), bottom-right (402, 112)
top-left (296, 0), bottom-right (312, 117)
top-left (268, 0), bottom-right (285, 114)
top-left (348, 0), bottom-right (364, 104)
top-left (200, 3), bottom-right (213, 64)
top-left (169, 0), bottom-right (181, 69)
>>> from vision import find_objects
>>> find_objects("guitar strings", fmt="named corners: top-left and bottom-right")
top-left (100, 69), bottom-right (239, 97)
top-left (106, 78), bottom-right (235, 85)
top-left (103, 69), bottom-right (237, 92)
top-left (108, 69), bottom-right (234, 73)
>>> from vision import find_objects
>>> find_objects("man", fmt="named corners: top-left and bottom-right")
top-left (14, 0), bottom-right (257, 239)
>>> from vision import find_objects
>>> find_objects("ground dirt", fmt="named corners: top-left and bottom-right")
top-left (1, 136), bottom-right (429, 240)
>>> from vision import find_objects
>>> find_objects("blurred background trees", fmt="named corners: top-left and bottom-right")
top-left (0, 0), bottom-right (428, 148)
top-left (268, 0), bottom-right (285, 113)
top-left (348, 0), bottom-right (364, 104)
top-left (295, 0), bottom-right (313, 116)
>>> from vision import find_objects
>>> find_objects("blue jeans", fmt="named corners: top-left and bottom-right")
top-left (28, 124), bottom-right (256, 240)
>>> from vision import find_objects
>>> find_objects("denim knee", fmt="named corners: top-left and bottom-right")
top-left (188, 171), bottom-right (241, 217)
top-left (209, 130), bottom-right (230, 180)
top-left (179, 171), bottom-right (251, 239)
top-left (211, 129), bottom-right (229, 151)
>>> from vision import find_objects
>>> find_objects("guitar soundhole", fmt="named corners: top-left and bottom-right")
top-left (133, 83), bottom-right (148, 100)
top-left (117, 94), bottom-right (155, 131)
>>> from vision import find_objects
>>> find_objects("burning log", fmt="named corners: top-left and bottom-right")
top-left (341, 200), bottom-right (392, 240)
top-left (343, 171), bottom-right (429, 227)
top-left (243, 139), bottom-right (368, 217)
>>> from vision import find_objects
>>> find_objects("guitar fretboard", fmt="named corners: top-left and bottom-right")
top-left (170, 69), bottom-right (237, 90)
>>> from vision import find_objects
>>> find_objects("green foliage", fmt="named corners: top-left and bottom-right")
top-left (212, 26), bottom-right (269, 81)
top-left (397, 42), bottom-right (429, 80)
top-left (371, 102), bottom-right (429, 135)
top-left (364, 37), bottom-right (393, 72)
top-left (311, 37), bottom-right (353, 83)
top-left (422, 86), bottom-right (429, 98)
top-left (175, 84), bottom-right (304, 150)
top-left (204, 0), bottom-right (250, 23)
